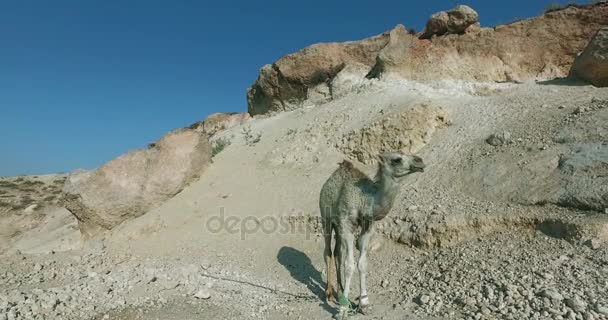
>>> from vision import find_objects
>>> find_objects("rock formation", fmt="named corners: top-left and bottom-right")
top-left (571, 26), bottom-right (608, 87)
top-left (189, 112), bottom-right (250, 136)
top-left (61, 127), bottom-right (211, 236)
top-left (247, 3), bottom-right (608, 115)
top-left (420, 5), bottom-right (479, 39)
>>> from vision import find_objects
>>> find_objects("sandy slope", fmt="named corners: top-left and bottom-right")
top-left (95, 79), bottom-right (608, 319)
top-left (2, 78), bottom-right (608, 320)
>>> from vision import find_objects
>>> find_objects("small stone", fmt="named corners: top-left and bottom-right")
top-left (417, 294), bottom-right (430, 305)
top-left (194, 289), bottom-right (211, 300)
top-left (585, 239), bottom-right (602, 250)
top-left (34, 263), bottom-right (44, 272)
top-left (486, 131), bottom-right (512, 146)
top-left (541, 289), bottom-right (563, 301)
top-left (604, 208), bottom-right (608, 214)
top-left (381, 279), bottom-right (390, 288)
top-left (538, 272), bottom-right (555, 280)
top-left (595, 304), bottom-right (608, 316)
top-left (565, 295), bottom-right (587, 313)
top-left (573, 106), bottom-right (587, 114)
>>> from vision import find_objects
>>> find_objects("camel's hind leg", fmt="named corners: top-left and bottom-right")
top-left (323, 222), bottom-right (335, 302)
top-left (334, 231), bottom-right (343, 294)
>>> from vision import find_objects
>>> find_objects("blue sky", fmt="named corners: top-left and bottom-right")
top-left (0, 0), bottom-right (581, 176)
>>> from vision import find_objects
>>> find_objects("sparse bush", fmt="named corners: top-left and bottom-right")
top-left (14, 177), bottom-right (24, 183)
top-left (43, 195), bottom-right (56, 202)
top-left (20, 180), bottom-right (43, 187)
top-left (408, 28), bottom-right (417, 35)
top-left (0, 181), bottom-right (19, 188)
top-left (211, 137), bottom-right (232, 157)
top-left (241, 125), bottom-right (262, 146)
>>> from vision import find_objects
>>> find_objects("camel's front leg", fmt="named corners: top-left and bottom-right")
top-left (357, 220), bottom-right (374, 314)
top-left (336, 227), bottom-right (355, 319)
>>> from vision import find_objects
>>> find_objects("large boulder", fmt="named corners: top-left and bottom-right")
top-left (61, 127), bottom-right (211, 237)
top-left (570, 27), bottom-right (608, 87)
top-left (421, 5), bottom-right (479, 38)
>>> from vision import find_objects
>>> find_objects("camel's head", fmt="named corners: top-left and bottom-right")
top-left (377, 152), bottom-right (425, 179)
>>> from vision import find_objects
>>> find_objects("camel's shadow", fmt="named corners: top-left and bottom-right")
top-left (277, 246), bottom-right (336, 315)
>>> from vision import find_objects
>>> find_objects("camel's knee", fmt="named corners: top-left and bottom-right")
top-left (357, 256), bottom-right (368, 273)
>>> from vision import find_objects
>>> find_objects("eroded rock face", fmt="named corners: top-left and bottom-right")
top-left (247, 3), bottom-right (608, 115)
top-left (246, 32), bottom-right (391, 115)
top-left (339, 104), bottom-right (449, 164)
top-left (421, 5), bottom-right (479, 38)
top-left (61, 127), bottom-right (211, 236)
top-left (571, 27), bottom-right (608, 87)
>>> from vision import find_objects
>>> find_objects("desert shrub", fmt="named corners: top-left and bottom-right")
top-left (211, 137), bottom-right (232, 157)
top-left (43, 195), bottom-right (56, 202)
top-left (241, 125), bottom-right (262, 146)
top-left (408, 28), bottom-right (417, 35)
top-left (0, 181), bottom-right (19, 188)
top-left (24, 180), bottom-right (43, 186)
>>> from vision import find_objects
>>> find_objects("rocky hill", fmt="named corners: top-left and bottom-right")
top-left (247, 2), bottom-right (608, 115)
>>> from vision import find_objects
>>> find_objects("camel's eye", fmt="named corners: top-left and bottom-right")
top-left (391, 158), bottom-right (402, 165)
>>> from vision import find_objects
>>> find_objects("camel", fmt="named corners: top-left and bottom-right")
top-left (319, 152), bottom-right (425, 319)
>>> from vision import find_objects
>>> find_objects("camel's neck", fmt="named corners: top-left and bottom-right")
top-left (371, 169), bottom-right (401, 221)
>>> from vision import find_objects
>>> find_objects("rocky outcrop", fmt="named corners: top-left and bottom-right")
top-left (189, 112), bottom-right (251, 136)
top-left (247, 32), bottom-right (390, 115)
top-left (247, 3), bottom-right (608, 115)
top-left (61, 127), bottom-right (211, 237)
top-left (461, 98), bottom-right (608, 212)
top-left (570, 27), bottom-right (608, 87)
top-left (421, 5), bottom-right (479, 39)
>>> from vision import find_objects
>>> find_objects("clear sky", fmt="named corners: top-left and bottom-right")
top-left (0, 0), bottom-right (580, 176)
